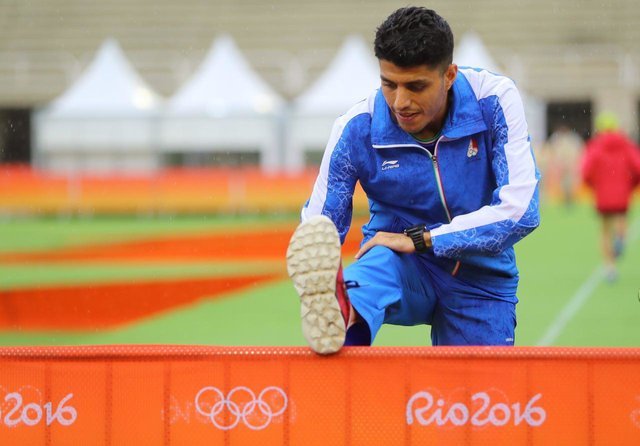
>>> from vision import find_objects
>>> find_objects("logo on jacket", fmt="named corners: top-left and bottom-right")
top-left (467, 139), bottom-right (479, 158)
top-left (382, 159), bottom-right (400, 170)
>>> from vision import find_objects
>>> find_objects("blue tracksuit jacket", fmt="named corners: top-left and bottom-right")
top-left (302, 67), bottom-right (540, 284)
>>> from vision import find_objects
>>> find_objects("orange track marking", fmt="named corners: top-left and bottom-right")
top-left (0, 275), bottom-right (278, 330)
top-left (0, 227), bottom-right (361, 263)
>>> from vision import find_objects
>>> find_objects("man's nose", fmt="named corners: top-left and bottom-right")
top-left (394, 88), bottom-right (411, 110)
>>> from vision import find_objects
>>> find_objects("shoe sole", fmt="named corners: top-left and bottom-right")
top-left (286, 215), bottom-right (345, 355)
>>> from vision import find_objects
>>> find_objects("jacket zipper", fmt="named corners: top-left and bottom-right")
top-left (422, 138), bottom-right (461, 276)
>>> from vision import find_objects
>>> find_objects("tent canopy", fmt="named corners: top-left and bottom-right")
top-left (454, 31), bottom-right (502, 73)
top-left (294, 35), bottom-right (380, 115)
top-left (45, 38), bottom-right (161, 116)
top-left (166, 34), bottom-right (283, 116)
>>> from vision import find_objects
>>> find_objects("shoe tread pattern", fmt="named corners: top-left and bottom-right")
top-left (286, 215), bottom-right (344, 355)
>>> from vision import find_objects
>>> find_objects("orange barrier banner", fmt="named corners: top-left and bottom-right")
top-left (0, 346), bottom-right (639, 445)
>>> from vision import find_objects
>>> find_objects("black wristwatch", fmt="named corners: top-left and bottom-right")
top-left (404, 224), bottom-right (428, 252)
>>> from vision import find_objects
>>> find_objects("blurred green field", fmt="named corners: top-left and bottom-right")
top-left (0, 202), bottom-right (638, 347)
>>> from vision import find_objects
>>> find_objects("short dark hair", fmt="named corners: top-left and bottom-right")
top-left (374, 7), bottom-right (454, 70)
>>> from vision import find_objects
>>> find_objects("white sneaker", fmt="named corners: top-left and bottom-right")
top-left (286, 215), bottom-right (350, 355)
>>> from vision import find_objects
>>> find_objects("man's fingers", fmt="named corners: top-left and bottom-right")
top-left (355, 232), bottom-right (410, 259)
top-left (354, 240), bottom-right (374, 259)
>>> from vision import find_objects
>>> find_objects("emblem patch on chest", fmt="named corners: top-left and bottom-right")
top-left (382, 159), bottom-right (400, 170)
top-left (467, 139), bottom-right (479, 158)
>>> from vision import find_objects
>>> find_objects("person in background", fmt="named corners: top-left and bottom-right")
top-left (546, 124), bottom-right (583, 207)
top-left (286, 6), bottom-right (540, 354)
top-left (581, 112), bottom-right (640, 282)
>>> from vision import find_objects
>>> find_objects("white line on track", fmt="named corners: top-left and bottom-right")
top-left (536, 266), bottom-right (604, 346)
top-left (536, 214), bottom-right (640, 346)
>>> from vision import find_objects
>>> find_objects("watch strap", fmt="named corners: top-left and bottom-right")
top-left (404, 224), bottom-right (428, 252)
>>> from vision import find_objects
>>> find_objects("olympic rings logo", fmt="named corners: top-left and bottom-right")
top-left (194, 386), bottom-right (288, 430)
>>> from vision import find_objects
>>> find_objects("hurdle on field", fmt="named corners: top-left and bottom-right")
top-left (0, 345), bottom-right (639, 445)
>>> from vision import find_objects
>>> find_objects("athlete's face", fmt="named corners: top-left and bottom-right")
top-left (379, 60), bottom-right (457, 140)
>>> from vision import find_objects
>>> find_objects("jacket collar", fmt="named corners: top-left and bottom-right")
top-left (371, 71), bottom-right (488, 148)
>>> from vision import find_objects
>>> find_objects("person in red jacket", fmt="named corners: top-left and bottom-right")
top-left (581, 112), bottom-right (640, 282)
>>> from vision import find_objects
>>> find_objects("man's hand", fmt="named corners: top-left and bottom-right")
top-left (355, 231), bottom-right (415, 259)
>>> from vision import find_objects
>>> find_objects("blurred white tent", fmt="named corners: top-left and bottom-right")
top-left (286, 35), bottom-right (380, 172)
top-left (454, 31), bottom-right (502, 73)
top-left (33, 38), bottom-right (162, 173)
top-left (159, 34), bottom-right (284, 172)
top-left (454, 31), bottom-right (546, 150)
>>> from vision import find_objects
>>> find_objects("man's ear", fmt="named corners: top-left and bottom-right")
top-left (445, 64), bottom-right (458, 90)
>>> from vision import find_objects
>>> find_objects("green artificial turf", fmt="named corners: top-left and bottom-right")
top-left (0, 213), bottom-right (297, 253)
top-left (0, 203), bottom-right (639, 347)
